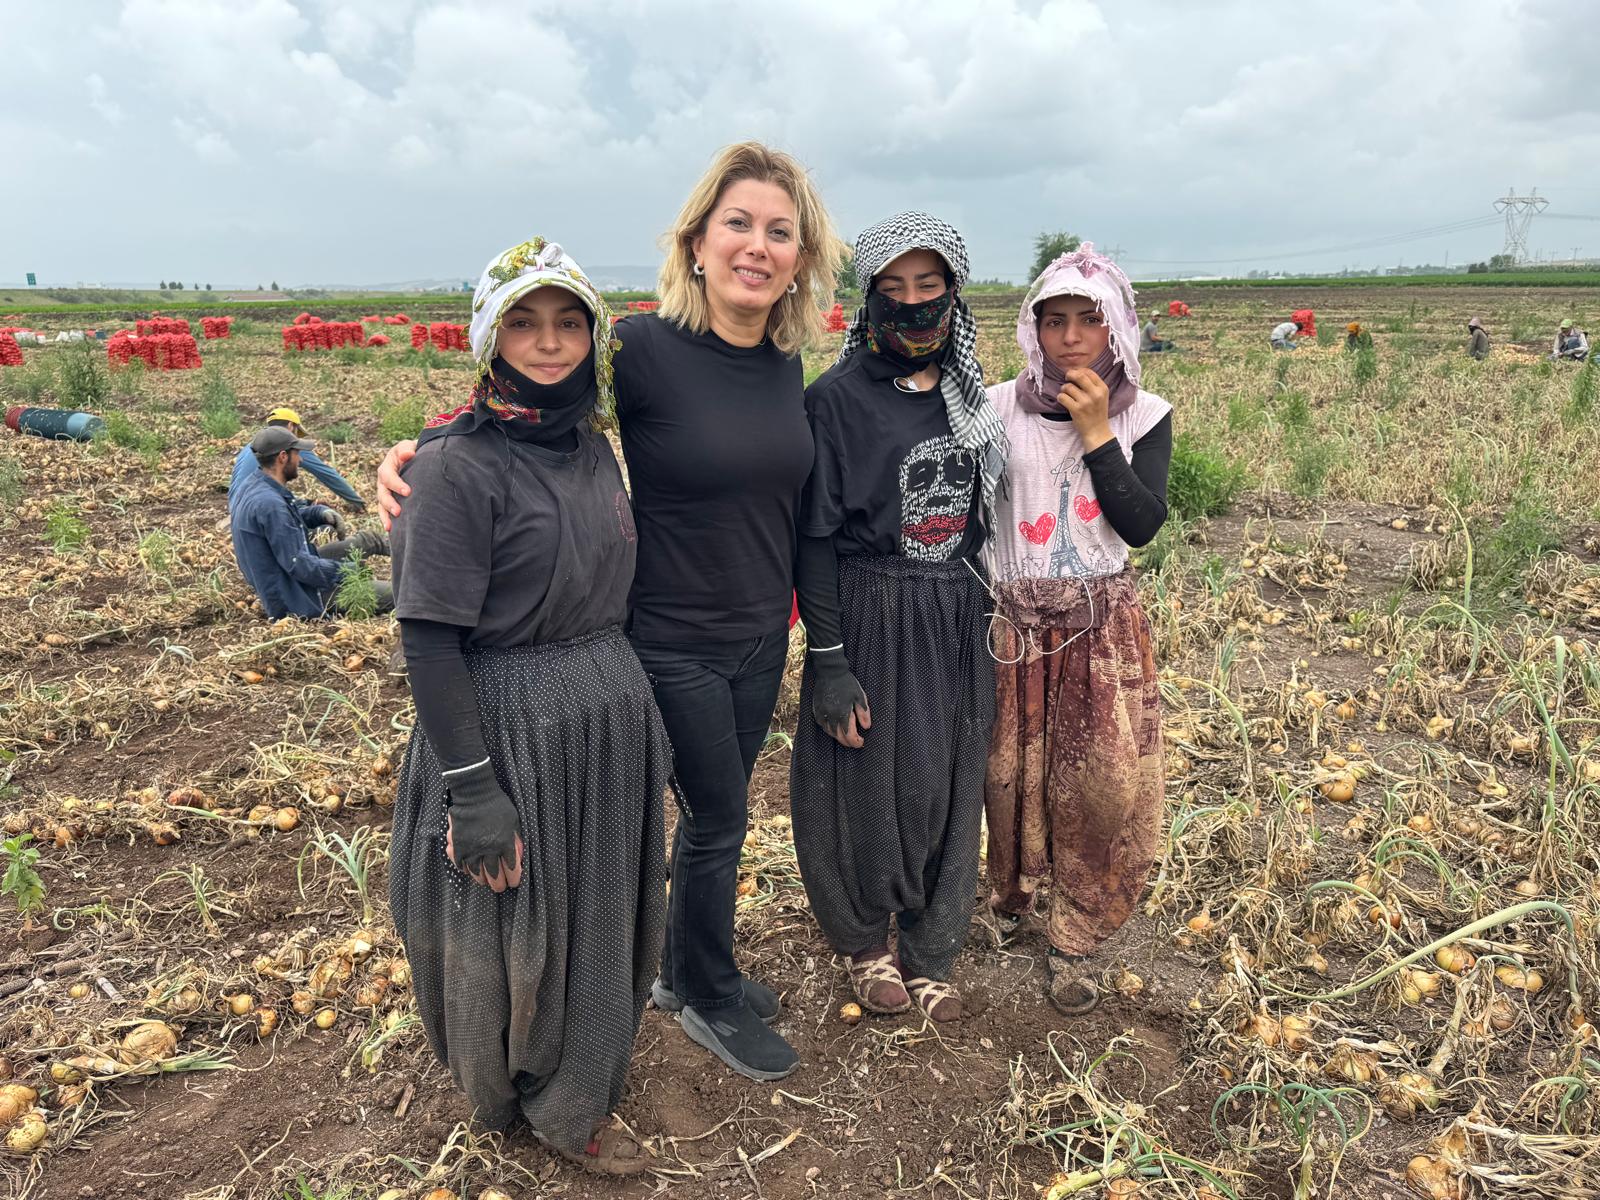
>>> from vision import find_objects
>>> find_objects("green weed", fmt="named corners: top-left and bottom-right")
top-left (45, 502), bottom-right (89, 552)
top-left (1, 361), bottom-right (52, 405)
top-left (55, 343), bottom-right (110, 410)
top-left (1352, 346), bottom-right (1378, 389)
top-left (1564, 357), bottom-right (1597, 425)
top-left (2, 834), bottom-right (44, 915)
top-left (322, 421), bottom-right (356, 445)
top-left (1168, 434), bottom-right (1248, 521)
top-left (377, 397), bottom-right (426, 444)
top-left (1289, 437), bottom-right (1338, 498)
top-left (333, 550), bottom-right (381, 619)
top-left (0, 454), bottom-right (21, 511)
top-left (197, 367), bottom-right (241, 439)
top-left (104, 412), bottom-right (169, 464)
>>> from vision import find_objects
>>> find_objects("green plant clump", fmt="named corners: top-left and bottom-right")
top-left (1168, 434), bottom-right (1248, 522)
top-left (377, 397), bottom-right (426, 444)
top-left (56, 343), bottom-right (110, 410)
top-left (2, 834), bottom-right (45, 915)
top-left (45, 502), bottom-right (89, 552)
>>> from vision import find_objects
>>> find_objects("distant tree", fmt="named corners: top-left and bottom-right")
top-left (1467, 261), bottom-right (1488, 274)
top-left (1488, 253), bottom-right (1516, 272)
top-left (173, 281), bottom-right (184, 290)
top-left (192, 282), bottom-right (199, 291)
top-left (158, 280), bottom-right (166, 290)
top-left (271, 280), bottom-right (279, 290)
top-left (257, 284), bottom-right (264, 291)
top-left (204, 283), bottom-right (212, 291)
top-left (1029, 231), bottom-right (1082, 281)
top-left (835, 254), bottom-right (859, 295)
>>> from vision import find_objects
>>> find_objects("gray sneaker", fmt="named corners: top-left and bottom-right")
top-left (680, 1001), bottom-right (798, 1082)
top-left (651, 976), bottom-right (781, 1024)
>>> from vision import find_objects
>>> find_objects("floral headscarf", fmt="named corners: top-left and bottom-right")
top-left (1014, 242), bottom-right (1142, 418)
top-left (468, 237), bottom-right (618, 420)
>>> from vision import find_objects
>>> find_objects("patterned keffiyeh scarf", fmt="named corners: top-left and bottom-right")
top-left (837, 211), bottom-right (1008, 525)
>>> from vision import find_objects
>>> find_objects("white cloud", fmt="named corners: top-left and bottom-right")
top-left (5, 0), bottom-right (1597, 287)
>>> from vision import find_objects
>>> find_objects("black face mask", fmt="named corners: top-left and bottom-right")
top-left (865, 287), bottom-right (956, 374)
top-left (484, 355), bottom-right (596, 444)
top-left (418, 353), bottom-right (596, 449)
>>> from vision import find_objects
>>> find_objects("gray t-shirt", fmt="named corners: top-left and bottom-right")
top-left (390, 425), bottom-right (636, 646)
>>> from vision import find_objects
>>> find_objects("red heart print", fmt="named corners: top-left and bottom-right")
top-left (1073, 496), bottom-right (1101, 522)
top-left (1019, 513), bottom-right (1056, 545)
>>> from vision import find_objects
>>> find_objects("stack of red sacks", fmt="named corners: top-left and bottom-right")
top-left (825, 302), bottom-right (846, 333)
top-left (367, 334), bottom-right (391, 347)
top-left (1291, 308), bottom-right (1316, 338)
top-left (384, 313), bottom-right (410, 325)
top-left (428, 323), bottom-right (468, 351)
top-left (136, 316), bottom-right (192, 336)
top-left (293, 313), bottom-right (316, 325)
top-left (410, 323), bottom-right (429, 349)
top-left (361, 316), bottom-right (382, 324)
top-left (1167, 301), bottom-right (1192, 318)
top-left (200, 316), bottom-right (233, 339)
top-left (282, 322), bottom-right (367, 351)
top-left (0, 333), bottom-right (22, 367)
top-left (108, 331), bottom-right (202, 369)
top-left (625, 301), bottom-right (661, 312)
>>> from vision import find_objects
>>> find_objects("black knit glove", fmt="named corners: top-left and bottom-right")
top-left (348, 530), bottom-right (390, 558)
top-left (442, 760), bottom-right (523, 891)
top-left (810, 648), bottom-right (871, 747)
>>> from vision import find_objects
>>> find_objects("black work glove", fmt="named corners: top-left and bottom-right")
top-left (441, 760), bottom-right (523, 892)
top-left (348, 530), bottom-right (390, 558)
top-left (307, 505), bottom-right (347, 537)
top-left (810, 648), bottom-right (871, 748)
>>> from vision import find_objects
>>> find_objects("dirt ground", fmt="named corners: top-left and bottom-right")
top-left (3, 285), bottom-right (1600, 1200)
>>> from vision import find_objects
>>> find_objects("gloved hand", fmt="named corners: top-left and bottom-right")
top-left (327, 510), bottom-right (352, 539)
top-left (349, 530), bottom-right (390, 558)
top-left (811, 648), bottom-right (870, 748)
top-left (442, 760), bottom-right (523, 892)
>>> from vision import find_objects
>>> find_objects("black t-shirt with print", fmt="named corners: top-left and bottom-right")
top-left (612, 313), bottom-right (814, 641)
top-left (390, 423), bottom-right (636, 646)
top-left (800, 347), bottom-right (983, 561)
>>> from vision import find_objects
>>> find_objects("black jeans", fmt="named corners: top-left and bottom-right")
top-left (630, 629), bottom-right (789, 1010)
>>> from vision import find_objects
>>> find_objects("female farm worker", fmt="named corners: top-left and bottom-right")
top-left (983, 244), bottom-right (1172, 1016)
top-left (791, 213), bottom-right (1004, 1022)
top-left (379, 143), bottom-right (847, 1083)
top-left (386, 238), bottom-right (670, 1175)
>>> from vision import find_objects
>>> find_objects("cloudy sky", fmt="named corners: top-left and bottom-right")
top-left (8, 0), bottom-right (1600, 288)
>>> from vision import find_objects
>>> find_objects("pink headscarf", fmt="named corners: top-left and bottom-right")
top-left (1012, 242), bottom-right (1142, 418)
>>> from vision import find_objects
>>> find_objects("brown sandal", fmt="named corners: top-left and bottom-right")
top-left (1047, 952), bottom-right (1100, 1017)
top-left (847, 949), bottom-right (911, 1013)
top-left (545, 1120), bottom-right (652, 1177)
top-left (904, 976), bottom-right (963, 1023)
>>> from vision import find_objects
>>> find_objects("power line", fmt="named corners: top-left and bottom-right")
top-left (1127, 215), bottom-right (1502, 266)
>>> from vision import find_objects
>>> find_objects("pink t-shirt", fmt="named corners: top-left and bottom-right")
top-left (986, 379), bottom-right (1172, 583)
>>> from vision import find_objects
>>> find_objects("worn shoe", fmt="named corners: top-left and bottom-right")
top-left (1047, 950), bottom-right (1101, 1016)
top-left (905, 976), bottom-right (963, 1023)
top-left (846, 949), bottom-right (912, 1014)
top-left (651, 976), bottom-right (781, 1024)
top-left (680, 999), bottom-right (799, 1081)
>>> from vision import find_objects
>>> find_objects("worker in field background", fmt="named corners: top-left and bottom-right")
top-left (1140, 313), bottom-right (1175, 353)
top-left (230, 426), bottom-right (391, 619)
top-left (1345, 322), bottom-right (1372, 351)
top-left (1467, 317), bottom-right (1490, 361)
top-left (1270, 317), bottom-right (1303, 350)
top-left (228, 407), bottom-right (368, 511)
top-left (1552, 318), bottom-right (1589, 362)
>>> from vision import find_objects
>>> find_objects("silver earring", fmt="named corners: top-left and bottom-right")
top-left (787, 281), bottom-right (798, 295)
top-left (693, 263), bottom-right (705, 276)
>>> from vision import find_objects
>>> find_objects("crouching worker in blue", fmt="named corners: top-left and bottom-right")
top-left (230, 425), bottom-right (392, 619)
